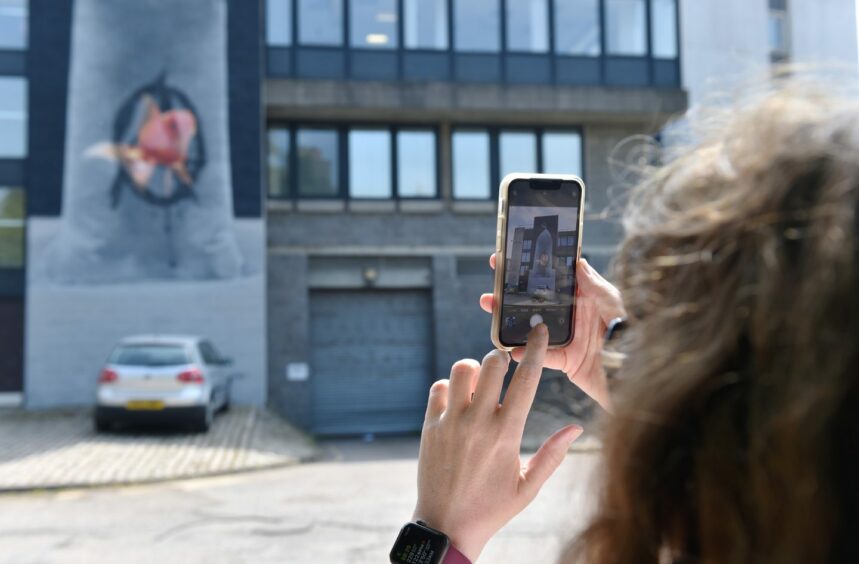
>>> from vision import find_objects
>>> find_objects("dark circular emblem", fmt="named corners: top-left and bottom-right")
top-left (108, 72), bottom-right (206, 208)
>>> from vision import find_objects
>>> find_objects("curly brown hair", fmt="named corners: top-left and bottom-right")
top-left (565, 81), bottom-right (859, 563)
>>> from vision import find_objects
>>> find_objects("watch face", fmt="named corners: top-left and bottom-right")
top-left (390, 523), bottom-right (448, 564)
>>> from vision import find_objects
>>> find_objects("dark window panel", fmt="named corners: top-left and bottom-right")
top-left (267, 128), bottom-right (290, 198)
top-left (0, 187), bottom-right (24, 269)
top-left (297, 128), bottom-right (340, 197)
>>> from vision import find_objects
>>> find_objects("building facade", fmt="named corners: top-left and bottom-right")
top-left (1, 1), bottom-right (856, 435)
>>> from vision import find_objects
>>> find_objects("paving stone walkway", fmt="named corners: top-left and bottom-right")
top-left (0, 408), bottom-right (319, 491)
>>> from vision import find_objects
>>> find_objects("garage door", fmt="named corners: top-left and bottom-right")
top-left (310, 290), bottom-right (433, 435)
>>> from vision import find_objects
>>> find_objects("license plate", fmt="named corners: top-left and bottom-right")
top-left (125, 400), bottom-right (165, 411)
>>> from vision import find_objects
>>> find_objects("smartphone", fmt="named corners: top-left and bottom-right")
top-left (491, 173), bottom-right (585, 351)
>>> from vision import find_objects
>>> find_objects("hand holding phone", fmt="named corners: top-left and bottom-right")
top-left (491, 174), bottom-right (585, 350)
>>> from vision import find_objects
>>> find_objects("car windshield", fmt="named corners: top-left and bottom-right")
top-left (109, 345), bottom-right (191, 367)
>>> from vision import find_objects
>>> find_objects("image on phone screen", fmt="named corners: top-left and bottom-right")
top-left (500, 179), bottom-right (582, 347)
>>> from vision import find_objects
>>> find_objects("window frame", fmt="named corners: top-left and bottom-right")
top-left (266, 122), bottom-right (441, 201)
top-left (265, 0), bottom-right (683, 85)
top-left (452, 126), bottom-right (585, 201)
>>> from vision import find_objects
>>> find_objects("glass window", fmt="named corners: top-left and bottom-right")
top-left (349, 129), bottom-right (391, 198)
top-left (266, 0), bottom-right (292, 46)
top-left (652, 0), bottom-right (678, 58)
top-left (397, 130), bottom-right (437, 198)
top-left (605, 0), bottom-right (646, 56)
top-left (297, 128), bottom-right (339, 197)
top-left (0, 187), bottom-right (23, 269)
top-left (452, 130), bottom-right (491, 199)
top-left (453, 0), bottom-right (500, 52)
top-left (404, 0), bottom-right (448, 49)
top-left (499, 131), bottom-right (537, 178)
top-left (506, 0), bottom-right (548, 53)
top-left (0, 0), bottom-right (27, 49)
top-left (0, 77), bottom-right (26, 158)
top-left (351, 0), bottom-right (398, 49)
top-left (267, 128), bottom-right (290, 198)
top-left (768, 1), bottom-right (789, 61)
top-left (554, 0), bottom-right (600, 56)
top-left (542, 132), bottom-right (582, 176)
top-left (298, 0), bottom-right (343, 46)
top-left (109, 345), bottom-right (191, 367)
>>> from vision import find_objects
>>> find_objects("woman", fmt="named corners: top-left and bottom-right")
top-left (404, 83), bottom-right (859, 563)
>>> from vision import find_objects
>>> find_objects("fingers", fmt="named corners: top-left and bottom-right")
top-left (472, 349), bottom-right (509, 410)
top-left (576, 259), bottom-right (625, 325)
top-left (502, 325), bottom-right (549, 427)
top-left (511, 347), bottom-right (567, 373)
top-left (489, 253), bottom-right (496, 270)
top-left (447, 359), bottom-right (481, 411)
top-left (520, 424), bottom-right (583, 499)
top-left (425, 379), bottom-right (449, 421)
top-left (479, 293), bottom-right (494, 313)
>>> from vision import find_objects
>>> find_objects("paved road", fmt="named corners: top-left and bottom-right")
top-left (0, 437), bottom-right (600, 564)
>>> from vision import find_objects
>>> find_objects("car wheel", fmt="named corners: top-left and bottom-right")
top-left (219, 388), bottom-right (230, 414)
top-left (94, 417), bottom-right (111, 433)
top-left (191, 403), bottom-right (213, 433)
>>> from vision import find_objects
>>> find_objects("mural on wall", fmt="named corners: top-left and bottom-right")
top-left (25, 0), bottom-right (265, 407)
top-left (32, 0), bottom-right (248, 285)
top-left (89, 73), bottom-right (204, 210)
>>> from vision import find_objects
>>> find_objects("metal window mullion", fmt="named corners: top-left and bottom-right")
top-left (489, 127), bottom-right (500, 200)
top-left (340, 125), bottom-right (349, 199)
top-left (536, 127), bottom-right (544, 173)
top-left (548, 0), bottom-right (557, 83)
top-left (499, 0), bottom-right (507, 81)
top-left (290, 0), bottom-right (298, 73)
top-left (645, 0), bottom-right (654, 83)
top-left (598, 0), bottom-right (607, 81)
top-left (289, 125), bottom-right (298, 200)
top-left (344, 0), bottom-right (351, 76)
top-left (396, 0), bottom-right (405, 78)
top-left (391, 126), bottom-right (399, 199)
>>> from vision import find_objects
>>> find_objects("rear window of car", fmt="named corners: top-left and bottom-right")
top-left (109, 345), bottom-right (191, 367)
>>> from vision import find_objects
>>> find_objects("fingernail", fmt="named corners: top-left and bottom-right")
top-left (565, 425), bottom-right (583, 444)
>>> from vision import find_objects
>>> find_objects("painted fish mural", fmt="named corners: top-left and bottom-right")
top-left (86, 73), bottom-right (207, 208)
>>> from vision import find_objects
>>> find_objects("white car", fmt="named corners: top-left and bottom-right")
top-left (94, 335), bottom-right (235, 432)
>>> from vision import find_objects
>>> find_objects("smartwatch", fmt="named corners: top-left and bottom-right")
top-left (389, 521), bottom-right (471, 564)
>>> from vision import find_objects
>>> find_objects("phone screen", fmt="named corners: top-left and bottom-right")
top-left (500, 178), bottom-right (582, 347)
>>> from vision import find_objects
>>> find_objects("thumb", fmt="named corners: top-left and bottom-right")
top-left (520, 424), bottom-right (583, 500)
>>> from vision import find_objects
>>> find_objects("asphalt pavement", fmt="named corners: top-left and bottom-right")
top-left (0, 436), bottom-right (601, 564)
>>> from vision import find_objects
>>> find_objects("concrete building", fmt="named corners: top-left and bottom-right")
top-left (0, 1), bottom-right (855, 436)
